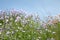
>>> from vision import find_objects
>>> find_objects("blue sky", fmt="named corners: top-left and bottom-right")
top-left (0, 0), bottom-right (60, 19)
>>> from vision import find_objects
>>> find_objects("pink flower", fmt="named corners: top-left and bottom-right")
top-left (15, 16), bottom-right (21, 22)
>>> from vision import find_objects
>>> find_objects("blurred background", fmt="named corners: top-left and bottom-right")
top-left (0, 0), bottom-right (60, 20)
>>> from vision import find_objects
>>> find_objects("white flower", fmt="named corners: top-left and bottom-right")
top-left (6, 31), bottom-right (10, 35)
top-left (0, 23), bottom-right (2, 25)
top-left (6, 19), bottom-right (8, 23)
top-left (12, 31), bottom-right (14, 34)
top-left (38, 37), bottom-right (41, 39)
top-left (0, 31), bottom-right (1, 34)
top-left (45, 29), bottom-right (48, 31)
top-left (15, 20), bottom-right (18, 22)
top-left (22, 30), bottom-right (25, 32)
top-left (52, 32), bottom-right (56, 34)
top-left (22, 19), bottom-right (27, 25)
top-left (45, 29), bottom-right (51, 32)
top-left (18, 27), bottom-right (23, 30)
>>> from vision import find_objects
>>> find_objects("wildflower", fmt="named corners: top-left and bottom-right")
top-left (15, 20), bottom-right (17, 22)
top-left (0, 17), bottom-right (4, 20)
top-left (42, 23), bottom-right (47, 28)
top-left (22, 30), bottom-right (25, 32)
top-left (12, 31), bottom-right (14, 34)
top-left (47, 20), bottom-right (53, 25)
top-left (52, 19), bottom-right (58, 24)
top-left (36, 16), bottom-right (40, 21)
top-left (52, 32), bottom-right (56, 34)
top-left (15, 16), bottom-right (21, 22)
top-left (21, 19), bottom-right (27, 25)
top-left (16, 16), bottom-right (21, 20)
top-left (26, 14), bottom-right (33, 20)
top-left (38, 37), bottom-right (41, 39)
top-left (45, 29), bottom-right (51, 32)
top-left (6, 19), bottom-right (9, 23)
top-left (6, 31), bottom-right (10, 35)
top-left (0, 23), bottom-right (2, 25)
top-left (0, 31), bottom-right (1, 34)
top-left (45, 29), bottom-right (48, 31)
top-left (18, 27), bottom-right (23, 30)
top-left (25, 16), bottom-right (27, 19)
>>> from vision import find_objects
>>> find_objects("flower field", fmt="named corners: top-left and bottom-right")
top-left (0, 10), bottom-right (60, 40)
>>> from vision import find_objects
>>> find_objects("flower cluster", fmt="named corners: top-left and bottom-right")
top-left (0, 10), bottom-right (60, 40)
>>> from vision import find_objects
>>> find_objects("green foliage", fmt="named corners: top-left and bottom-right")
top-left (0, 10), bottom-right (60, 40)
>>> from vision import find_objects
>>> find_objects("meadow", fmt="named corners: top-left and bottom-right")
top-left (0, 10), bottom-right (60, 40)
